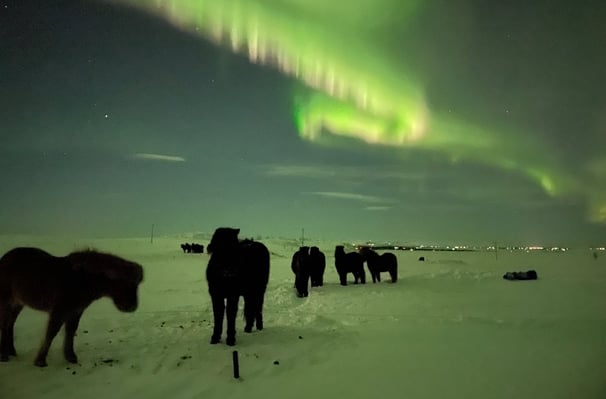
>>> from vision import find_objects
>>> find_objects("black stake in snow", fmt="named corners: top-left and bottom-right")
top-left (150, 224), bottom-right (155, 244)
top-left (232, 350), bottom-right (240, 379)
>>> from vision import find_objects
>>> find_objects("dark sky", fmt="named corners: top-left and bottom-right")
top-left (1, 0), bottom-right (605, 246)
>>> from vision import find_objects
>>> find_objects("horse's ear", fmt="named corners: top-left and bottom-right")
top-left (235, 228), bottom-right (240, 234)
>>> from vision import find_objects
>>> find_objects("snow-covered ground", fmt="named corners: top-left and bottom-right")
top-left (0, 234), bottom-right (604, 399)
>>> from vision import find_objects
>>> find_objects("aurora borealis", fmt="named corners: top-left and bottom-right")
top-left (1, 0), bottom-right (605, 244)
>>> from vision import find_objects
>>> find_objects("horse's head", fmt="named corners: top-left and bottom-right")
top-left (69, 250), bottom-right (144, 312)
top-left (108, 259), bottom-right (143, 312)
top-left (334, 245), bottom-right (345, 256)
top-left (208, 227), bottom-right (240, 254)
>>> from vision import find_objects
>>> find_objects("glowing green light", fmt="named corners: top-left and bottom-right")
top-left (115, 0), bottom-right (602, 222)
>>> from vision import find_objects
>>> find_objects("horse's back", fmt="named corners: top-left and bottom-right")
top-left (240, 240), bottom-right (270, 287)
top-left (0, 247), bottom-right (72, 310)
top-left (381, 252), bottom-right (397, 267)
top-left (345, 251), bottom-right (363, 267)
top-left (0, 247), bottom-right (62, 278)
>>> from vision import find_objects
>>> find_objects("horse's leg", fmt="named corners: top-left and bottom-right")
top-left (354, 269), bottom-right (361, 284)
top-left (339, 270), bottom-right (347, 286)
top-left (63, 310), bottom-right (84, 364)
top-left (5, 304), bottom-right (23, 357)
top-left (310, 269), bottom-right (318, 287)
top-left (225, 295), bottom-right (239, 346)
top-left (243, 293), bottom-right (254, 333)
top-left (0, 302), bottom-right (10, 361)
top-left (390, 265), bottom-right (398, 283)
top-left (255, 292), bottom-right (265, 331)
top-left (369, 265), bottom-right (377, 283)
top-left (35, 310), bottom-right (66, 367)
top-left (303, 272), bottom-right (310, 297)
top-left (210, 295), bottom-right (225, 344)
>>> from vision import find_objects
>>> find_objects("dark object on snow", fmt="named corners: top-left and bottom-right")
top-left (309, 246), bottom-right (326, 287)
top-left (232, 350), bottom-right (240, 379)
top-left (334, 246), bottom-right (365, 286)
top-left (593, 252), bottom-right (598, 260)
top-left (206, 228), bottom-right (270, 346)
top-left (181, 243), bottom-right (204, 253)
top-left (503, 270), bottom-right (538, 281)
top-left (418, 256), bottom-right (425, 261)
top-left (291, 247), bottom-right (310, 297)
top-left (191, 243), bottom-right (204, 253)
top-left (0, 247), bottom-right (143, 367)
top-left (359, 247), bottom-right (398, 283)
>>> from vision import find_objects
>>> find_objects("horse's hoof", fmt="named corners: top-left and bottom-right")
top-left (65, 353), bottom-right (78, 364)
top-left (226, 337), bottom-right (236, 346)
top-left (210, 336), bottom-right (221, 345)
top-left (34, 358), bottom-right (48, 367)
top-left (244, 326), bottom-right (253, 333)
top-left (0, 354), bottom-right (9, 362)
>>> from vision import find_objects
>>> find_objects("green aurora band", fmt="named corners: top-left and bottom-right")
top-left (117, 0), bottom-right (605, 223)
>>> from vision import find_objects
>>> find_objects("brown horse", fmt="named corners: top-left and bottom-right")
top-left (358, 247), bottom-right (398, 283)
top-left (0, 247), bottom-right (144, 367)
top-left (206, 228), bottom-right (270, 346)
top-left (334, 245), bottom-right (366, 286)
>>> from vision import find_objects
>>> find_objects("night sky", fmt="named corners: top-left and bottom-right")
top-left (1, 0), bottom-right (605, 246)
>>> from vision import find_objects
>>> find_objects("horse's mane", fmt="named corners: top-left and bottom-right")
top-left (67, 249), bottom-right (143, 283)
top-left (358, 247), bottom-right (380, 260)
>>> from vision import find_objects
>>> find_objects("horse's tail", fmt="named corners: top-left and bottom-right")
top-left (389, 255), bottom-right (398, 283)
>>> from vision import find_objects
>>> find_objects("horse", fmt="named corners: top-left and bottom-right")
top-left (291, 246), bottom-right (310, 297)
top-left (309, 246), bottom-right (326, 287)
top-left (358, 247), bottom-right (398, 283)
top-left (190, 243), bottom-right (204, 254)
top-left (334, 245), bottom-right (366, 286)
top-left (0, 247), bottom-right (143, 367)
top-left (206, 227), bottom-right (270, 346)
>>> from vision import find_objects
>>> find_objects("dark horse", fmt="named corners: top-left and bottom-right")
top-left (309, 246), bottom-right (326, 287)
top-left (334, 245), bottom-right (366, 286)
top-left (358, 247), bottom-right (398, 283)
top-left (206, 227), bottom-right (270, 346)
top-left (0, 247), bottom-right (143, 367)
top-left (291, 246), bottom-right (310, 297)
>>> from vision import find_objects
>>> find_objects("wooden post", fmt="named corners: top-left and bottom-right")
top-left (232, 350), bottom-right (240, 379)
top-left (150, 224), bottom-right (155, 244)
